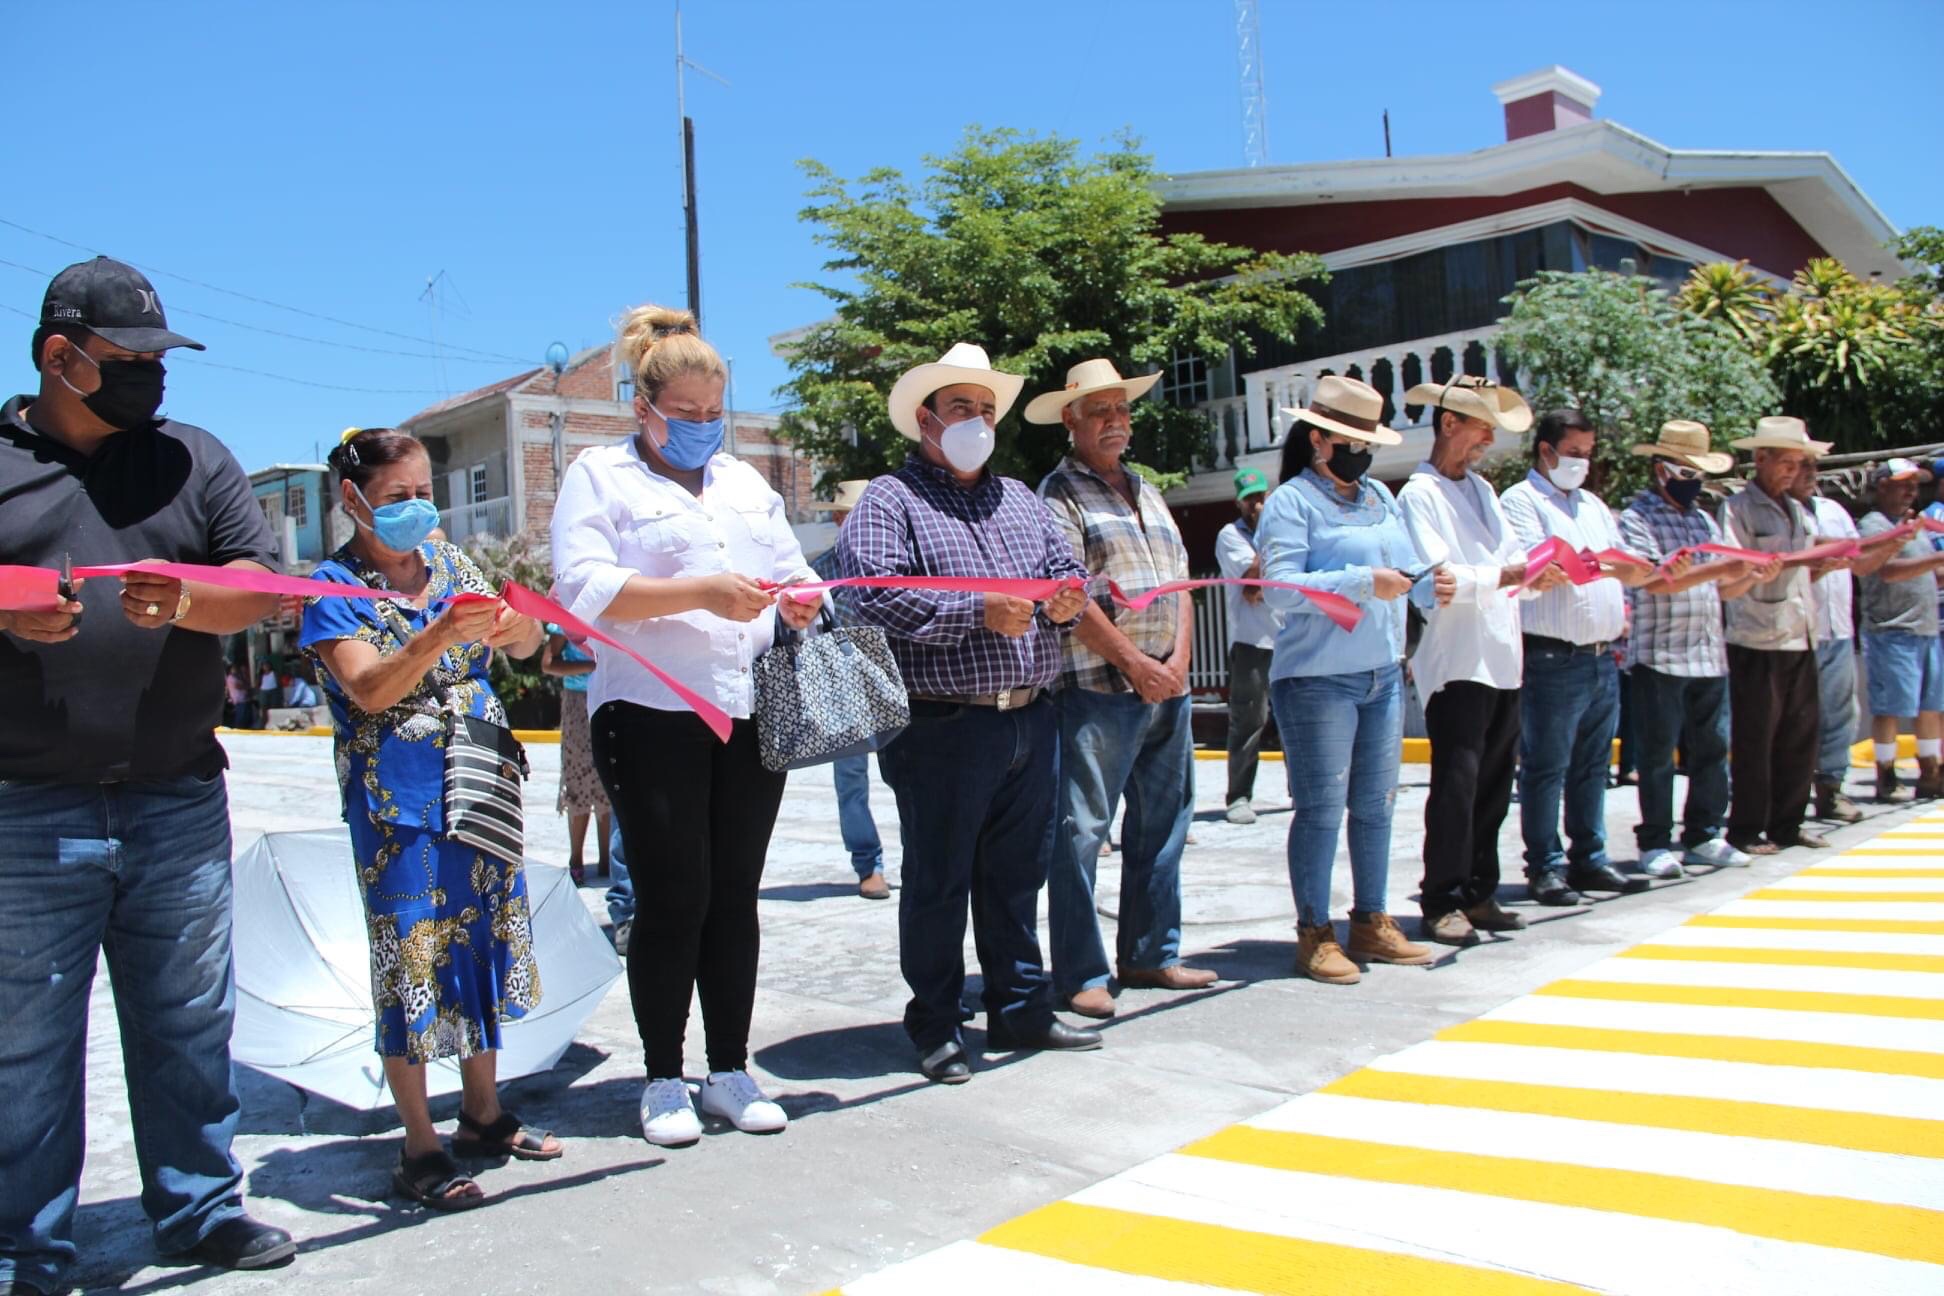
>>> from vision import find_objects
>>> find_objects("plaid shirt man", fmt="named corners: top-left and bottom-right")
top-left (1038, 455), bottom-right (1189, 693)
top-left (1618, 488), bottom-right (1729, 677)
top-left (838, 454), bottom-right (1087, 698)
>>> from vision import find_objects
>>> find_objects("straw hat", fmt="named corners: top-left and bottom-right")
top-left (1281, 374), bottom-right (1401, 446)
top-left (1022, 358), bottom-right (1161, 425)
top-left (1404, 375), bottom-right (1534, 434)
top-left (886, 342), bottom-right (1026, 440)
top-left (1630, 420), bottom-right (1734, 475)
top-left (1730, 415), bottom-right (1833, 455)
top-left (810, 479), bottom-right (870, 512)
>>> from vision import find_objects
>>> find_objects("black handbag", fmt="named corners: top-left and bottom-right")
top-left (753, 607), bottom-right (909, 772)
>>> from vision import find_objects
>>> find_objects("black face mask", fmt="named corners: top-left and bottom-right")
top-left (61, 347), bottom-right (166, 430)
top-left (1663, 475), bottom-right (1704, 508)
top-left (1325, 441), bottom-right (1373, 482)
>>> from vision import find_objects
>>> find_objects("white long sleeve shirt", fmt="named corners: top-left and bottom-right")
top-left (1398, 461), bottom-right (1527, 707)
top-left (1215, 518), bottom-right (1280, 650)
top-left (1500, 469), bottom-right (1626, 645)
top-left (550, 439), bottom-right (815, 718)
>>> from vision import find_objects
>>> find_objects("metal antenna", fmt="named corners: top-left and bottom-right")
top-left (419, 270), bottom-right (451, 395)
top-left (1236, 0), bottom-right (1269, 168)
top-left (675, 1), bottom-right (729, 330)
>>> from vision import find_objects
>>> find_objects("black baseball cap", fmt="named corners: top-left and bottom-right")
top-left (39, 256), bottom-right (204, 352)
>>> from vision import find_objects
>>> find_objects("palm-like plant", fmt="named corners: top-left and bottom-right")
top-left (1677, 260), bottom-right (1774, 343)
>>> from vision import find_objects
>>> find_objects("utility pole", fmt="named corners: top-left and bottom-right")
top-left (675, 2), bottom-right (728, 330)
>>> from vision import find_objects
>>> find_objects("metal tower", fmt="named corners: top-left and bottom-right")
top-left (1236, 0), bottom-right (1269, 167)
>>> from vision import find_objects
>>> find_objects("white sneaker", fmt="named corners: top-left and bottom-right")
top-left (1638, 847), bottom-right (1684, 879)
top-left (1683, 837), bottom-right (1753, 869)
top-left (1226, 799), bottom-right (1257, 825)
top-left (699, 1070), bottom-right (788, 1134)
top-left (640, 1077), bottom-right (701, 1146)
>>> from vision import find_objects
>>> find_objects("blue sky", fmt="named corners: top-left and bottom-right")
top-left (5, 0), bottom-right (1938, 472)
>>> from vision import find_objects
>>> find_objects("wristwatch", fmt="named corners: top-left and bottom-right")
top-left (170, 587), bottom-right (192, 624)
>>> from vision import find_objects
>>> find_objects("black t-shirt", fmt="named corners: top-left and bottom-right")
top-left (0, 395), bottom-right (277, 783)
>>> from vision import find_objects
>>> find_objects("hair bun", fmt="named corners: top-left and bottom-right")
top-left (616, 304), bottom-right (699, 372)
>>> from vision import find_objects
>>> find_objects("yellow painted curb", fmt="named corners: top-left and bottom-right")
top-left (220, 725), bottom-right (561, 744)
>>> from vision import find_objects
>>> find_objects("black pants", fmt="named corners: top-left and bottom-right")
top-left (875, 698), bottom-right (1057, 1052)
top-left (1421, 681), bottom-right (1520, 917)
top-left (1226, 643), bottom-right (1275, 805)
top-left (592, 702), bottom-right (786, 1078)
top-left (1726, 645), bottom-right (1819, 846)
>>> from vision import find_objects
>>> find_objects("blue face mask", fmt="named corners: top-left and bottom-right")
top-left (648, 401), bottom-right (724, 470)
top-left (353, 484), bottom-right (441, 553)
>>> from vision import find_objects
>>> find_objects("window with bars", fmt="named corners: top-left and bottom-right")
top-left (285, 484), bottom-right (307, 526)
top-left (1160, 351), bottom-right (1211, 406)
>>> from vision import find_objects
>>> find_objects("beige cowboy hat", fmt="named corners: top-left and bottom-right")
top-left (1631, 420), bottom-right (1734, 475)
top-left (886, 342), bottom-right (1026, 440)
top-left (1281, 374), bottom-right (1402, 446)
top-left (810, 479), bottom-right (870, 512)
top-left (1022, 358), bottom-right (1162, 425)
top-left (1404, 374), bottom-right (1534, 435)
top-left (1730, 414), bottom-right (1833, 455)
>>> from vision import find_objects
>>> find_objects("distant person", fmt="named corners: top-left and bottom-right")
top-left (1216, 465), bottom-right (1282, 824)
top-left (541, 623), bottom-right (612, 885)
top-left (808, 479), bottom-right (890, 900)
top-left (256, 662), bottom-right (280, 726)
top-left (281, 670), bottom-right (319, 710)
top-left (1791, 456), bottom-right (1876, 821)
top-left (1855, 459), bottom-right (1944, 800)
top-left (225, 662), bottom-right (251, 727)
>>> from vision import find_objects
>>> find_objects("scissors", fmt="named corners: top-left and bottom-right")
top-left (57, 552), bottom-right (78, 611)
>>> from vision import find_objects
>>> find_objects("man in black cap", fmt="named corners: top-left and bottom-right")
top-left (0, 258), bottom-right (295, 1294)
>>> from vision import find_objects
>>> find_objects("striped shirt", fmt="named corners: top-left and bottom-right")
top-left (1618, 489), bottom-right (1728, 677)
top-left (1038, 456), bottom-right (1189, 694)
top-left (1500, 470), bottom-right (1626, 645)
top-left (838, 455), bottom-right (1087, 699)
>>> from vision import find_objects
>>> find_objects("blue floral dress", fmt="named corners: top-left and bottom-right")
top-left (299, 541), bottom-right (540, 1062)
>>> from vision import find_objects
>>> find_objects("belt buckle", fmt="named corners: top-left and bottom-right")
top-left (995, 688), bottom-right (1014, 711)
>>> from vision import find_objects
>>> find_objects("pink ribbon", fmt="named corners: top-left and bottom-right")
top-left (0, 559), bottom-right (404, 613)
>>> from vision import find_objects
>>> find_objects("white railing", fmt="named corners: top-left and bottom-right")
top-left (441, 496), bottom-right (514, 543)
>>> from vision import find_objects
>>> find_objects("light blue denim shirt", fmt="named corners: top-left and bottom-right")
top-left (1258, 468), bottom-right (1438, 680)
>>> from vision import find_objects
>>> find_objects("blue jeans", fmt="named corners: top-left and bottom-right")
top-left (1630, 666), bottom-right (1731, 851)
top-left (605, 822), bottom-right (634, 925)
top-left (875, 698), bottom-right (1057, 1052)
top-left (1815, 637), bottom-right (1858, 784)
top-left (0, 775), bottom-right (246, 1292)
top-left (1518, 641), bottom-right (1619, 875)
top-left (832, 753), bottom-right (884, 879)
top-left (1272, 666), bottom-right (1403, 925)
top-left (1046, 689), bottom-right (1192, 996)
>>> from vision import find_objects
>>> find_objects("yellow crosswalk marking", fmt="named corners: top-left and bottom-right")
top-left (1182, 1128), bottom-right (1944, 1266)
top-left (1745, 887), bottom-right (1944, 902)
top-left (980, 1201), bottom-right (1598, 1294)
top-left (1439, 1018), bottom-right (1944, 1079)
top-left (1534, 979), bottom-right (1944, 1021)
top-left (1687, 914), bottom-right (1944, 935)
top-left (1325, 1069), bottom-right (1944, 1158)
top-left (1802, 868), bottom-right (1944, 878)
top-left (1620, 943), bottom-right (1944, 973)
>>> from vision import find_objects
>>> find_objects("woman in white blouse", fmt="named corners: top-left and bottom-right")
top-left (551, 305), bottom-right (818, 1148)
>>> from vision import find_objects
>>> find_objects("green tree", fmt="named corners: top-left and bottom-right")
top-left (471, 530), bottom-right (558, 728)
top-left (1494, 268), bottom-right (1780, 496)
top-left (777, 128), bottom-right (1326, 489)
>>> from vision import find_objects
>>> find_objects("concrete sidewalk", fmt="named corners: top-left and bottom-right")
top-left (61, 734), bottom-right (1917, 1295)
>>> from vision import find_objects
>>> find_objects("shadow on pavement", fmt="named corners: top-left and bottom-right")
top-left (759, 881), bottom-right (864, 902)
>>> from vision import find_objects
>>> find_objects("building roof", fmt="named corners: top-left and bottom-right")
top-left (249, 463), bottom-right (330, 483)
top-left (400, 369), bottom-right (542, 426)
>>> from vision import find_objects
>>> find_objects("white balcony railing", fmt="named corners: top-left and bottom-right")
top-left (440, 496), bottom-right (514, 542)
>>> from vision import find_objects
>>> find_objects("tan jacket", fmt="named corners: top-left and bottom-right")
top-left (1719, 483), bottom-right (1812, 652)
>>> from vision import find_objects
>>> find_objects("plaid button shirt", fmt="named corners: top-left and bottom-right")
top-left (838, 455), bottom-right (1087, 698)
top-left (1038, 456), bottom-right (1189, 694)
top-left (1618, 488), bottom-right (1728, 677)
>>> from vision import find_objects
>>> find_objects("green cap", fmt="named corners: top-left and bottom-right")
top-left (1233, 466), bottom-right (1269, 499)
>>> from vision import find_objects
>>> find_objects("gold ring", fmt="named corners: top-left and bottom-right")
top-left (145, 603), bottom-right (160, 617)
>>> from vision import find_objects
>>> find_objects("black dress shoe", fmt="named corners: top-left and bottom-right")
top-left (1567, 860), bottom-right (1649, 895)
top-left (1527, 869), bottom-right (1583, 906)
top-left (918, 1041), bottom-right (971, 1084)
top-left (178, 1216), bottom-right (296, 1271)
top-left (985, 1018), bottom-right (1103, 1053)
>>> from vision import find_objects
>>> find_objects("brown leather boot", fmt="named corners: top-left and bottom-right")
top-left (1347, 912), bottom-right (1436, 965)
top-left (1814, 778), bottom-right (1863, 823)
top-left (1295, 923), bottom-right (1361, 984)
top-left (1918, 757), bottom-right (1942, 799)
top-left (1877, 762), bottom-right (1908, 803)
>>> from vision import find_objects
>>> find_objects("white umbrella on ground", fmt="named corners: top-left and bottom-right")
top-left (231, 828), bottom-right (620, 1111)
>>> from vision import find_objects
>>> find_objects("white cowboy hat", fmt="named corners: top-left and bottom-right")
top-left (1280, 374), bottom-right (1402, 446)
top-left (886, 342), bottom-right (1026, 441)
top-left (1404, 375), bottom-right (1534, 435)
top-left (1631, 420), bottom-right (1734, 475)
top-left (809, 479), bottom-right (870, 512)
top-left (1731, 414), bottom-right (1833, 455)
top-left (1022, 358), bottom-right (1162, 425)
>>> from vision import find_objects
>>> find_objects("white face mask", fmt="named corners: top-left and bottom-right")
top-left (927, 412), bottom-right (995, 474)
top-left (1547, 452), bottom-right (1590, 492)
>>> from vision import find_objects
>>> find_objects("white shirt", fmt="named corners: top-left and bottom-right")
top-left (1500, 469), bottom-right (1626, 645)
top-left (1398, 461), bottom-right (1527, 706)
top-left (1215, 518), bottom-right (1280, 650)
top-left (1806, 493), bottom-right (1857, 644)
top-left (550, 440), bottom-right (814, 718)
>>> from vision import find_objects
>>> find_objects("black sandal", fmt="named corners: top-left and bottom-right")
top-left (393, 1149), bottom-right (485, 1211)
top-left (452, 1109), bottom-right (563, 1161)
